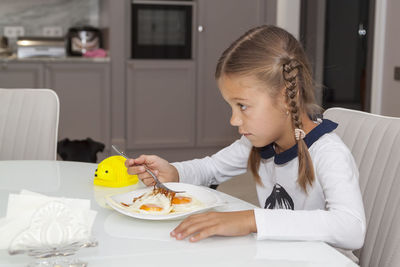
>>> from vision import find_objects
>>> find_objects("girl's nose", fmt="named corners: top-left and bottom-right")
top-left (230, 113), bottom-right (242, 126)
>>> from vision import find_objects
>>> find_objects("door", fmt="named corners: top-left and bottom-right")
top-left (323, 0), bottom-right (371, 111)
top-left (301, 0), bottom-right (373, 111)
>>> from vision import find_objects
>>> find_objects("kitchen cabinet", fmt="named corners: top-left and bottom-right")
top-left (0, 62), bottom-right (44, 88)
top-left (196, 0), bottom-right (266, 146)
top-left (0, 60), bottom-right (111, 151)
top-left (45, 62), bottom-right (111, 148)
top-left (124, 0), bottom-right (266, 152)
top-left (126, 60), bottom-right (195, 149)
top-left (1, 0), bottom-right (270, 162)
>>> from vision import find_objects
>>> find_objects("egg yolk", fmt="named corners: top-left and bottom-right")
top-left (140, 204), bottom-right (163, 212)
top-left (172, 196), bottom-right (192, 205)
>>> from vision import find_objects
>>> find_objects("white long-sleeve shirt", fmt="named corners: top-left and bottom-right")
top-left (172, 120), bottom-right (366, 250)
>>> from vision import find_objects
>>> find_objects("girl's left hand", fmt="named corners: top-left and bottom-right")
top-left (170, 210), bottom-right (257, 242)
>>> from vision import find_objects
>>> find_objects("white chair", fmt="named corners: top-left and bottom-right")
top-left (0, 89), bottom-right (59, 160)
top-left (324, 107), bottom-right (400, 267)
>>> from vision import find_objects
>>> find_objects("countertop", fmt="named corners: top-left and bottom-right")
top-left (0, 54), bottom-right (110, 63)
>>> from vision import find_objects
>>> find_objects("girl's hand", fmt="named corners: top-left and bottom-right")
top-left (170, 210), bottom-right (257, 242)
top-left (125, 155), bottom-right (179, 186)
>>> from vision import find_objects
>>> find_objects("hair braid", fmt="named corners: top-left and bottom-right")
top-left (283, 60), bottom-right (302, 129)
top-left (283, 60), bottom-right (315, 192)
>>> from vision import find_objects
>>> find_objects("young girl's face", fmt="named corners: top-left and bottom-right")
top-left (218, 74), bottom-right (291, 148)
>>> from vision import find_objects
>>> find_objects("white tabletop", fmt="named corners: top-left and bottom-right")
top-left (0, 160), bottom-right (358, 267)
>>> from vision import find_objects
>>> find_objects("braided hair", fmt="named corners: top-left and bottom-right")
top-left (215, 25), bottom-right (319, 193)
top-left (282, 59), bottom-right (315, 191)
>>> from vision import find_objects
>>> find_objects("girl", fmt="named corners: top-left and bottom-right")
top-left (125, 25), bottom-right (366, 252)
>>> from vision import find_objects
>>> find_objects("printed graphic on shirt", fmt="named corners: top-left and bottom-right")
top-left (264, 183), bottom-right (294, 210)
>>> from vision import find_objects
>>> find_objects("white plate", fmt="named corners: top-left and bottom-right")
top-left (105, 183), bottom-right (225, 220)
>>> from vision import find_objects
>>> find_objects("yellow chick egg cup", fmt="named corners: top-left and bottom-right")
top-left (94, 155), bottom-right (139, 187)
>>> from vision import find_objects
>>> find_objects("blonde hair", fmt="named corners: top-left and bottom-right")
top-left (215, 25), bottom-right (320, 193)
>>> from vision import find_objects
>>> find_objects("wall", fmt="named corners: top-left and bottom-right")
top-left (371, 0), bottom-right (400, 116)
top-left (0, 0), bottom-right (99, 48)
top-left (276, 0), bottom-right (301, 40)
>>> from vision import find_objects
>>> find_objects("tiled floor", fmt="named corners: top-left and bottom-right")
top-left (217, 172), bottom-right (260, 207)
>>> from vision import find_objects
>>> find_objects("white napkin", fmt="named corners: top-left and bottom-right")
top-left (0, 190), bottom-right (97, 251)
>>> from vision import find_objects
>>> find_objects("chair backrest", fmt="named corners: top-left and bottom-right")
top-left (0, 88), bottom-right (59, 160)
top-left (324, 107), bottom-right (400, 267)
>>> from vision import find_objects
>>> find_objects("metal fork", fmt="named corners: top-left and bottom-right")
top-left (111, 145), bottom-right (184, 193)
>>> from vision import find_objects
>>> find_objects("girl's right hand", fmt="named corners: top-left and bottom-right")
top-left (125, 155), bottom-right (179, 186)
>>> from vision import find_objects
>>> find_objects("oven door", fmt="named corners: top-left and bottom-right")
top-left (131, 1), bottom-right (193, 59)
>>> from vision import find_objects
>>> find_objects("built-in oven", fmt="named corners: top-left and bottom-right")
top-left (131, 0), bottom-right (194, 59)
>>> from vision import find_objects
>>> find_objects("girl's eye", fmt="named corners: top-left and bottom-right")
top-left (238, 104), bottom-right (247, 111)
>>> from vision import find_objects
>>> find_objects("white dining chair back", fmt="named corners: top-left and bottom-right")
top-left (0, 88), bottom-right (59, 160)
top-left (324, 107), bottom-right (400, 267)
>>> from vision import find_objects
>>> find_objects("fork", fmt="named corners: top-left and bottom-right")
top-left (111, 145), bottom-right (184, 193)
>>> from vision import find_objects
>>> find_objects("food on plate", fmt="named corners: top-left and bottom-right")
top-left (121, 188), bottom-right (204, 215)
top-left (127, 188), bottom-right (174, 215)
top-left (171, 193), bottom-right (204, 213)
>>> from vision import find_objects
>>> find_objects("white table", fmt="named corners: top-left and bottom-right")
top-left (0, 161), bottom-right (358, 267)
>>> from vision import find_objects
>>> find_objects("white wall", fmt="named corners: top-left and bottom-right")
top-left (370, 0), bottom-right (387, 115)
top-left (276, 0), bottom-right (301, 40)
top-left (371, 0), bottom-right (400, 116)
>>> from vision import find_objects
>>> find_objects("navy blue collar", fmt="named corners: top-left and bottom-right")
top-left (259, 119), bottom-right (338, 164)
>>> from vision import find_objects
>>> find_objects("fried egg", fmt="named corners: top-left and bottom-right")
top-left (123, 188), bottom-right (204, 215)
top-left (171, 193), bottom-right (204, 213)
top-left (128, 190), bottom-right (172, 215)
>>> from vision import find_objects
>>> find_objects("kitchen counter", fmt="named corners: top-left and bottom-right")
top-left (0, 55), bottom-right (110, 63)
